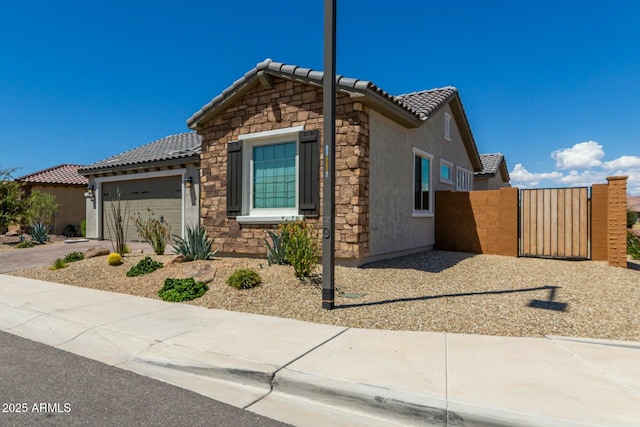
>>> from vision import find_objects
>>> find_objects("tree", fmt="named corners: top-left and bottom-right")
top-left (628, 209), bottom-right (639, 229)
top-left (0, 167), bottom-right (26, 228)
top-left (25, 190), bottom-right (58, 225)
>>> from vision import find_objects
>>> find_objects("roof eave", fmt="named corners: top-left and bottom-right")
top-left (448, 95), bottom-right (483, 171)
top-left (187, 68), bottom-right (422, 131)
top-left (79, 154), bottom-right (200, 176)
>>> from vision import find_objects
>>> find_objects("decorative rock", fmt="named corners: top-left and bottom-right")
top-left (84, 247), bottom-right (111, 259)
top-left (166, 255), bottom-right (186, 266)
top-left (5, 230), bottom-right (23, 236)
top-left (183, 264), bottom-right (217, 284)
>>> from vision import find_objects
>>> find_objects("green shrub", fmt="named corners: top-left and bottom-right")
top-left (50, 258), bottom-right (67, 270)
top-left (279, 220), bottom-right (318, 277)
top-left (29, 222), bottom-right (50, 244)
top-left (628, 231), bottom-right (640, 260)
top-left (227, 269), bottom-right (262, 290)
top-left (628, 210), bottom-right (639, 229)
top-left (25, 190), bottom-right (58, 226)
top-left (172, 224), bottom-right (218, 261)
top-left (80, 219), bottom-right (86, 238)
top-left (264, 229), bottom-right (290, 266)
top-left (127, 256), bottom-right (163, 277)
top-left (63, 252), bottom-right (84, 263)
top-left (16, 238), bottom-right (34, 249)
top-left (158, 278), bottom-right (208, 302)
top-left (132, 209), bottom-right (171, 255)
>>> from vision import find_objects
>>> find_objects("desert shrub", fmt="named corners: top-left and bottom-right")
top-left (25, 190), bottom-right (58, 225)
top-left (227, 269), bottom-right (262, 290)
top-left (628, 210), bottom-right (639, 229)
top-left (264, 229), bottom-right (290, 266)
top-left (132, 209), bottom-right (171, 255)
top-left (63, 252), bottom-right (84, 263)
top-left (50, 258), bottom-right (67, 270)
top-left (29, 222), bottom-right (50, 244)
top-left (0, 167), bottom-right (26, 228)
top-left (107, 252), bottom-right (122, 266)
top-left (80, 219), bottom-right (86, 238)
top-left (628, 231), bottom-right (640, 260)
top-left (279, 220), bottom-right (318, 277)
top-left (158, 278), bottom-right (208, 302)
top-left (127, 256), bottom-right (163, 277)
top-left (16, 235), bottom-right (34, 249)
top-left (172, 224), bottom-right (218, 261)
top-left (105, 188), bottom-right (129, 256)
top-left (62, 224), bottom-right (78, 237)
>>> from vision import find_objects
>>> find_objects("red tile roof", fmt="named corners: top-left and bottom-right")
top-left (628, 196), bottom-right (640, 212)
top-left (16, 164), bottom-right (88, 186)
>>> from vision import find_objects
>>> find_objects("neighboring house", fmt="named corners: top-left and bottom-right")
top-left (629, 196), bottom-right (640, 227)
top-left (16, 164), bottom-right (88, 235)
top-left (78, 132), bottom-right (201, 241)
top-left (474, 153), bottom-right (510, 190)
top-left (186, 58), bottom-right (492, 265)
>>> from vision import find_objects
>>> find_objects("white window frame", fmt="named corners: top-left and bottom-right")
top-left (456, 166), bottom-right (474, 191)
top-left (412, 147), bottom-right (434, 217)
top-left (236, 126), bottom-right (304, 224)
top-left (444, 112), bottom-right (451, 142)
top-left (440, 159), bottom-right (454, 185)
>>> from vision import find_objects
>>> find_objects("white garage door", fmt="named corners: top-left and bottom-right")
top-left (102, 176), bottom-right (182, 242)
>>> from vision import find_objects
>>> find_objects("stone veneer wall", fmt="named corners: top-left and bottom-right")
top-left (198, 79), bottom-right (370, 260)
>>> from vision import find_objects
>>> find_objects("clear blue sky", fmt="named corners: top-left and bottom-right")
top-left (1, 0), bottom-right (639, 194)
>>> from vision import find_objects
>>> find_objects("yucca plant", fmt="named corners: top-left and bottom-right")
top-left (29, 222), bottom-right (50, 244)
top-left (172, 224), bottom-right (218, 261)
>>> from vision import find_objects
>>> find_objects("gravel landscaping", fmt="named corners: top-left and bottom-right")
top-left (6, 247), bottom-right (639, 341)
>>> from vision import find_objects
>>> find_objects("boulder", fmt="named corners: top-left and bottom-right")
top-left (166, 255), bottom-right (186, 266)
top-left (5, 229), bottom-right (23, 236)
top-left (85, 247), bottom-right (111, 259)
top-left (183, 263), bottom-right (217, 284)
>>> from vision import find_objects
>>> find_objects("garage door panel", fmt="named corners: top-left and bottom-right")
top-left (102, 176), bottom-right (182, 242)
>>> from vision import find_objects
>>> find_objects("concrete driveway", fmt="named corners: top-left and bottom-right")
top-left (0, 240), bottom-right (153, 273)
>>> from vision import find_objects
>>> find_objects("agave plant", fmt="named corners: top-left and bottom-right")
top-left (264, 229), bottom-right (289, 266)
top-left (172, 224), bottom-right (218, 261)
top-left (29, 222), bottom-right (50, 244)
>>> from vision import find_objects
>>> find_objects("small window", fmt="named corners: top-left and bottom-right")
top-left (253, 142), bottom-right (296, 209)
top-left (413, 148), bottom-right (433, 216)
top-left (456, 166), bottom-right (474, 191)
top-left (440, 159), bottom-right (454, 184)
top-left (444, 112), bottom-right (451, 141)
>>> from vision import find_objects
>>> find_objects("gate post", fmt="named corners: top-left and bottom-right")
top-left (606, 176), bottom-right (628, 268)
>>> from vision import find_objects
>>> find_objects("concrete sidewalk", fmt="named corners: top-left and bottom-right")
top-left (0, 274), bottom-right (638, 426)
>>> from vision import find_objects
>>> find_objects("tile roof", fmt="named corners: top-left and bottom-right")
top-left (79, 132), bottom-right (201, 173)
top-left (187, 58), bottom-right (456, 129)
top-left (394, 88), bottom-right (458, 120)
top-left (628, 196), bottom-right (640, 212)
top-left (477, 153), bottom-right (505, 176)
top-left (16, 164), bottom-right (88, 186)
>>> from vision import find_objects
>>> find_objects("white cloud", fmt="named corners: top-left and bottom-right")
top-left (509, 141), bottom-right (640, 195)
top-left (551, 141), bottom-right (604, 170)
top-left (510, 163), bottom-right (562, 183)
top-left (602, 155), bottom-right (640, 171)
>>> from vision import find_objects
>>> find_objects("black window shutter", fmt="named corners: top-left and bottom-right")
top-left (227, 140), bottom-right (243, 216)
top-left (298, 130), bottom-right (319, 217)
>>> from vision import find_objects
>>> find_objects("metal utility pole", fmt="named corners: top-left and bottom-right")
top-left (322, 0), bottom-right (336, 310)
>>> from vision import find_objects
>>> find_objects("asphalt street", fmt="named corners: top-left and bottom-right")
top-left (0, 331), bottom-right (290, 427)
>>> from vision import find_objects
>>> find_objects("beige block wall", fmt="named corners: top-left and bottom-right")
top-left (198, 78), bottom-right (370, 261)
top-left (368, 105), bottom-right (475, 257)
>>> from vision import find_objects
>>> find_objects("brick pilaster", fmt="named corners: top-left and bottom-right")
top-left (606, 176), bottom-right (628, 268)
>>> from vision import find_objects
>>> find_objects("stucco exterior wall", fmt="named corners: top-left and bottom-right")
top-left (29, 184), bottom-right (85, 235)
top-left (475, 173), bottom-right (509, 190)
top-left (368, 105), bottom-right (475, 257)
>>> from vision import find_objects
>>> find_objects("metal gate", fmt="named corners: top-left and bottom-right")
top-left (519, 187), bottom-right (591, 259)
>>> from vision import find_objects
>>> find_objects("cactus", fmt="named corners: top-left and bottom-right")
top-left (107, 252), bottom-right (122, 266)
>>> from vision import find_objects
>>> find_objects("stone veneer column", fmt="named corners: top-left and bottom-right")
top-left (606, 176), bottom-right (628, 268)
